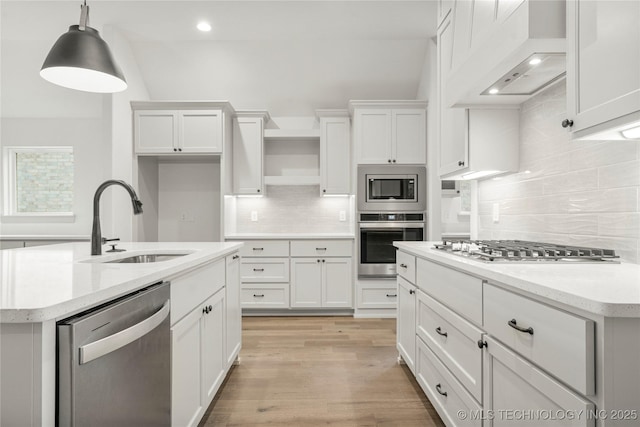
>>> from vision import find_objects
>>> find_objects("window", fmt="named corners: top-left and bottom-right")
top-left (3, 147), bottom-right (74, 216)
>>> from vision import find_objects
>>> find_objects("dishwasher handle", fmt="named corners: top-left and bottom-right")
top-left (79, 300), bottom-right (170, 365)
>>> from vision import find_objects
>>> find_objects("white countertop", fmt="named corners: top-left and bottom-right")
top-left (395, 242), bottom-right (640, 317)
top-left (0, 242), bottom-right (243, 323)
top-left (0, 235), bottom-right (89, 241)
top-left (225, 233), bottom-right (355, 240)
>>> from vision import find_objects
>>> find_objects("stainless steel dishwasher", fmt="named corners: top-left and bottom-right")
top-left (57, 281), bottom-right (171, 426)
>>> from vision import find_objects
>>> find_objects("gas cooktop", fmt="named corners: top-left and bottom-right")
top-left (433, 240), bottom-right (620, 263)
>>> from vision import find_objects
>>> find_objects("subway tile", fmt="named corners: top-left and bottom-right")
top-left (541, 169), bottom-right (598, 195)
top-left (598, 160), bottom-right (640, 188)
top-left (568, 188), bottom-right (637, 213)
top-left (598, 213), bottom-right (640, 239)
top-left (543, 214), bottom-right (598, 235)
top-left (569, 142), bottom-right (639, 171)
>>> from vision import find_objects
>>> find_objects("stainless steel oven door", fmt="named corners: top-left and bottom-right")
top-left (358, 222), bottom-right (425, 278)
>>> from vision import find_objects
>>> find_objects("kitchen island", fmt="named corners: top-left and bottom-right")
top-left (395, 241), bottom-right (640, 426)
top-left (0, 241), bottom-right (242, 427)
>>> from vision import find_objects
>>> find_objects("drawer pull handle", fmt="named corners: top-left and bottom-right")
top-left (316, 247), bottom-right (327, 251)
top-left (232, 255), bottom-right (240, 260)
top-left (508, 319), bottom-right (534, 335)
top-left (386, 293), bottom-right (397, 298)
top-left (253, 247), bottom-right (264, 251)
top-left (477, 340), bottom-right (487, 349)
top-left (435, 327), bottom-right (448, 337)
top-left (253, 294), bottom-right (265, 298)
top-left (435, 383), bottom-right (447, 397)
top-left (253, 268), bottom-right (265, 272)
top-left (399, 263), bottom-right (408, 268)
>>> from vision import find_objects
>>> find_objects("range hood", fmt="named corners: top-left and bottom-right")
top-left (445, 0), bottom-right (566, 107)
top-left (481, 53), bottom-right (566, 96)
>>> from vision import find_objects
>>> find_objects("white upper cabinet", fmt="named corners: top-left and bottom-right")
top-left (350, 101), bottom-right (427, 165)
top-left (565, 0), bottom-right (640, 140)
top-left (133, 102), bottom-right (231, 154)
top-left (232, 112), bottom-right (268, 195)
top-left (317, 111), bottom-right (351, 195)
top-left (440, 108), bottom-right (520, 180)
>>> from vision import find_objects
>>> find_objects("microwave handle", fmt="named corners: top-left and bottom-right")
top-left (359, 222), bottom-right (425, 229)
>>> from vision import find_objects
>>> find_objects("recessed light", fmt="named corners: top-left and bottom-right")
top-left (197, 22), bottom-right (212, 32)
top-left (489, 88), bottom-right (499, 95)
top-left (529, 58), bottom-right (542, 65)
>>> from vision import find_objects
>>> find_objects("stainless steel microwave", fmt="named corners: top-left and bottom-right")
top-left (357, 165), bottom-right (426, 211)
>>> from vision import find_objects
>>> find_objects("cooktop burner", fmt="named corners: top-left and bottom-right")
top-left (433, 240), bottom-right (620, 263)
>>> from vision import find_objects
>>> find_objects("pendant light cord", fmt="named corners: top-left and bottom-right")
top-left (79, 0), bottom-right (89, 31)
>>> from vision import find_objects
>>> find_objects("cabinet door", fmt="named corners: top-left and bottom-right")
top-left (290, 258), bottom-right (322, 307)
top-left (225, 254), bottom-right (242, 367)
top-left (179, 110), bottom-right (222, 153)
top-left (320, 117), bottom-right (351, 194)
top-left (134, 110), bottom-right (178, 154)
top-left (232, 117), bottom-right (264, 195)
top-left (322, 257), bottom-right (352, 308)
top-left (439, 108), bottom-right (468, 177)
top-left (171, 307), bottom-right (204, 427)
top-left (354, 109), bottom-right (392, 164)
top-left (397, 277), bottom-right (416, 374)
top-left (202, 290), bottom-right (225, 404)
top-left (483, 336), bottom-right (594, 427)
top-left (450, 0), bottom-right (473, 71)
top-left (567, 0), bottom-right (640, 134)
top-left (392, 109), bottom-right (426, 164)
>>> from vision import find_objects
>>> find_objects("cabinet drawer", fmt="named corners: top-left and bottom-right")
top-left (484, 336), bottom-right (594, 427)
top-left (171, 259), bottom-right (225, 325)
top-left (290, 240), bottom-right (352, 257)
top-left (417, 258), bottom-right (483, 325)
top-left (357, 286), bottom-right (398, 309)
top-left (241, 258), bottom-right (289, 283)
top-left (396, 250), bottom-right (416, 283)
top-left (416, 290), bottom-right (483, 402)
top-left (483, 283), bottom-right (595, 395)
top-left (239, 240), bottom-right (289, 257)
top-left (241, 284), bottom-right (290, 308)
top-left (416, 336), bottom-right (482, 427)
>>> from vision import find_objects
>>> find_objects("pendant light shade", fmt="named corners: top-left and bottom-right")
top-left (40, 3), bottom-right (127, 93)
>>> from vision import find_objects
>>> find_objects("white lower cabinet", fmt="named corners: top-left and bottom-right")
top-left (170, 253), bottom-right (241, 427)
top-left (416, 336), bottom-right (482, 427)
top-left (291, 257), bottom-right (352, 308)
top-left (397, 277), bottom-right (417, 374)
top-left (483, 336), bottom-right (594, 427)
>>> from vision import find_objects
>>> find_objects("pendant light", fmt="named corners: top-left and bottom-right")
top-left (40, 1), bottom-right (127, 93)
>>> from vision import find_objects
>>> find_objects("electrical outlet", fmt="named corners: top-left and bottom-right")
top-left (339, 210), bottom-right (346, 221)
top-left (180, 212), bottom-right (194, 222)
top-left (251, 211), bottom-right (258, 222)
top-left (492, 203), bottom-right (500, 223)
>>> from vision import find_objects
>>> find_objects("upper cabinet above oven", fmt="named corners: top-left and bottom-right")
top-left (349, 101), bottom-right (427, 165)
top-left (441, 0), bottom-right (566, 107)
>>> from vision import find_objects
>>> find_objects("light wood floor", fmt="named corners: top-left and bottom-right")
top-left (200, 316), bottom-right (445, 427)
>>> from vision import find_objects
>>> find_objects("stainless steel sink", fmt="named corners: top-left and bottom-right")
top-left (106, 254), bottom-right (187, 263)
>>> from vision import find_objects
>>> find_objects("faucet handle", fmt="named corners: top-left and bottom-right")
top-left (101, 237), bottom-right (120, 244)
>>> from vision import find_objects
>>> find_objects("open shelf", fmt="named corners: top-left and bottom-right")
top-left (264, 175), bottom-right (320, 186)
top-left (263, 129), bottom-right (320, 140)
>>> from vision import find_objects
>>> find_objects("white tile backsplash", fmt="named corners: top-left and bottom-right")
top-left (478, 83), bottom-right (640, 263)
top-left (228, 185), bottom-right (353, 234)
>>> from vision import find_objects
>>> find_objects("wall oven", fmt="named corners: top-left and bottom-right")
top-left (358, 165), bottom-right (426, 212)
top-left (358, 212), bottom-right (426, 278)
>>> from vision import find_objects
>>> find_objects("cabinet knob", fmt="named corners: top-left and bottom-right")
top-left (477, 340), bottom-right (488, 349)
top-left (388, 159), bottom-right (391, 163)
top-left (203, 306), bottom-right (209, 314)
top-left (178, 148), bottom-right (182, 152)
top-left (322, 259), bottom-right (325, 263)
top-left (458, 160), bottom-right (465, 166)
top-left (317, 259), bottom-right (320, 263)
top-left (322, 189), bottom-right (326, 193)
top-left (561, 119), bottom-right (574, 129)
top-left (173, 148), bottom-right (177, 152)
top-left (392, 159), bottom-right (396, 163)
top-left (409, 289), bottom-right (415, 295)
top-left (257, 189), bottom-right (261, 193)
top-left (208, 305), bottom-right (212, 312)
top-left (232, 255), bottom-right (240, 260)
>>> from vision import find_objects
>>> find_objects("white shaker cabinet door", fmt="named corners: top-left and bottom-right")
top-left (397, 277), bottom-right (417, 375)
top-left (322, 257), bottom-right (352, 308)
top-left (320, 116), bottom-right (351, 195)
top-left (291, 258), bottom-right (322, 307)
top-left (393, 109), bottom-right (426, 165)
top-left (225, 254), bottom-right (242, 367)
top-left (354, 109), bottom-right (392, 164)
top-left (135, 110), bottom-right (178, 154)
top-left (232, 117), bottom-right (264, 195)
top-left (201, 290), bottom-right (225, 404)
top-left (179, 110), bottom-right (222, 153)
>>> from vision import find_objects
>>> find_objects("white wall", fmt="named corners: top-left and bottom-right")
top-left (0, 118), bottom-right (108, 237)
top-left (102, 26), bottom-right (150, 241)
top-left (477, 82), bottom-right (640, 263)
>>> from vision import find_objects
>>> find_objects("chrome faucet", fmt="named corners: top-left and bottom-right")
top-left (91, 180), bottom-right (143, 255)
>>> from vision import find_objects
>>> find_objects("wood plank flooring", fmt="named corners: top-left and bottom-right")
top-left (199, 316), bottom-right (445, 427)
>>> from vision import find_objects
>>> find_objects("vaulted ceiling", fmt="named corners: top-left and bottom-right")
top-left (1, 1), bottom-right (437, 117)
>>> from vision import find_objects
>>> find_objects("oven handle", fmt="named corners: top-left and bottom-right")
top-left (359, 222), bottom-right (425, 229)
